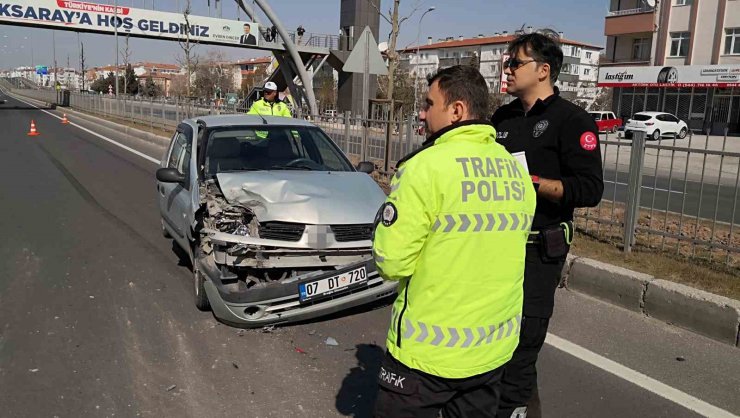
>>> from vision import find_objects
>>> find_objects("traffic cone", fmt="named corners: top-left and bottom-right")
top-left (61, 114), bottom-right (69, 124)
top-left (27, 120), bottom-right (40, 136)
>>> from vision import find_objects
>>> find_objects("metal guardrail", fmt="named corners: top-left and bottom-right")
top-left (578, 130), bottom-right (740, 269)
top-left (5, 84), bottom-right (738, 269)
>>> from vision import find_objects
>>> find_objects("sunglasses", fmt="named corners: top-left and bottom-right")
top-left (504, 58), bottom-right (539, 70)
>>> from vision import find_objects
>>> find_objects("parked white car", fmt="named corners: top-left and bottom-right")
top-left (623, 111), bottom-right (689, 140)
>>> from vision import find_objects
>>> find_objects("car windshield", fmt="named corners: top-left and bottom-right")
top-left (633, 114), bottom-right (653, 121)
top-left (204, 125), bottom-right (354, 175)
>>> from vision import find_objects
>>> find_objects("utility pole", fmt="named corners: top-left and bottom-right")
top-left (114, 0), bottom-right (119, 95)
top-left (52, 30), bottom-right (57, 87)
top-left (413, 7), bottom-right (436, 117)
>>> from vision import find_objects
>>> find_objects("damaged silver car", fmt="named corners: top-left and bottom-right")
top-left (156, 115), bottom-right (396, 327)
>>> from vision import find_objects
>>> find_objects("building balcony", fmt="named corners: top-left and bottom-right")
top-left (605, 10), bottom-right (655, 36)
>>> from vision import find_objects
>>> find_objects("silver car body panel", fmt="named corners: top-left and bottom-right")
top-left (215, 171), bottom-right (386, 225)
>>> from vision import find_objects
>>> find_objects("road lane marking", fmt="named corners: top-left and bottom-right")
top-left (9, 94), bottom-right (161, 165)
top-left (546, 333), bottom-right (739, 418)
top-left (10, 91), bottom-right (738, 418)
top-left (604, 179), bottom-right (684, 194)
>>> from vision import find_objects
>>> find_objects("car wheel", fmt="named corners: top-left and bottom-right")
top-left (678, 127), bottom-right (688, 139)
top-left (161, 219), bottom-right (171, 238)
top-left (192, 249), bottom-right (211, 311)
top-left (652, 130), bottom-right (661, 141)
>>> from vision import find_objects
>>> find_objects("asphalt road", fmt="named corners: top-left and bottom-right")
top-left (1, 92), bottom-right (739, 418)
top-left (603, 168), bottom-right (740, 224)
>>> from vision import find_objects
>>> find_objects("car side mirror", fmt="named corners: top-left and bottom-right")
top-left (156, 167), bottom-right (186, 184)
top-left (357, 161), bottom-right (375, 174)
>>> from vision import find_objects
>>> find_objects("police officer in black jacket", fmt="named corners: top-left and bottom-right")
top-left (491, 31), bottom-right (604, 418)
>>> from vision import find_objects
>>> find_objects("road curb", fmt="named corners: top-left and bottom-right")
top-left (644, 280), bottom-right (740, 347)
top-left (563, 256), bottom-right (740, 348)
top-left (566, 257), bottom-right (654, 313)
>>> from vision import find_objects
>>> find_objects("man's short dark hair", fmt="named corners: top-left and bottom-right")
top-left (508, 30), bottom-right (563, 84)
top-left (244, 23), bottom-right (251, 28)
top-left (427, 65), bottom-right (489, 120)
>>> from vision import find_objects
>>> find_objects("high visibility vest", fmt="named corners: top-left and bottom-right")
top-left (247, 99), bottom-right (292, 118)
top-left (373, 122), bottom-right (536, 379)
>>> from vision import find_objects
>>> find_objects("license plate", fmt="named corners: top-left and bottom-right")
top-left (299, 266), bottom-right (367, 301)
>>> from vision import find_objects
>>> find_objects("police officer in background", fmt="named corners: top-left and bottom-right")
top-left (248, 81), bottom-right (292, 118)
top-left (490, 31), bottom-right (604, 418)
top-left (373, 65), bottom-right (536, 417)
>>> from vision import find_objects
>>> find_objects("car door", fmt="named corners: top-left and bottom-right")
top-left (667, 114), bottom-right (681, 134)
top-left (157, 125), bottom-right (194, 252)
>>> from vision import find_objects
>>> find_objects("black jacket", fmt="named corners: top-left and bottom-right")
top-left (491, 89), bottom-right (604, 229)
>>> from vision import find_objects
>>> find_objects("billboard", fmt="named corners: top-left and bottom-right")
top-left (35, 65), bottom-right (48, 75)
top-left (0, 0), bottom-right (259, 47)
top-left (598, 65), bottom-right (740, 88)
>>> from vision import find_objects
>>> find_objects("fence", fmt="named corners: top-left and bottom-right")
top-left (5, 84), bottom-right (738, 269)
top-left (579, 130), bottom-right (740, 269)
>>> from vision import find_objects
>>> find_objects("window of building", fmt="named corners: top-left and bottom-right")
top-left (632, 38), bottom-right (651, 61)
top-left (669, 32), bottom-right (690, 57)
top-left (725, 28), bottom-right (740, 55)
top-left (586, 51), bottom-right (592, 59)
top-left (675, 0), bottom-right (692, 5)
top-left (584, 68), bottom-right (591, 76)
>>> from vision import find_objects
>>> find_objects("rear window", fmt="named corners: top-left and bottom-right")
top-left (590, 113), bottom-right (602, 121)
top-left (632, 114), bottom-right (653, 121)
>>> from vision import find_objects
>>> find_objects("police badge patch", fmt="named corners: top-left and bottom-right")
top-left (533, 120), bottom-right (549, 138)
top-left (381, 202), bottom-right (398, 227)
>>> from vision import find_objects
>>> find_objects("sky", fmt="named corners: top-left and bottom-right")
top-left (0, 0), bottom-right (608, 69)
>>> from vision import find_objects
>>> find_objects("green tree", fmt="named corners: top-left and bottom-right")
top-left (90, 71), bottom-right (117, 93)
top-left (124, 64), bottom-right (139, 95)
top-left (142, 76), bottom-right (162, 97)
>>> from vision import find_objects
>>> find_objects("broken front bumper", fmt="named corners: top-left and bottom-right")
top-left (198, 258), bottom-right (397, 327)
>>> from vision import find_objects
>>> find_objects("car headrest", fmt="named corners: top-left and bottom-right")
top-left (268, 131), bottom-right (296, 160)
top-left (209, 138), bottom-right (241, 159)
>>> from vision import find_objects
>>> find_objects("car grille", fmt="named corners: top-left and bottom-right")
top-left (331, 224), bottom-right (374, 242)
top-left (259, 222), bottom-right (305, 242)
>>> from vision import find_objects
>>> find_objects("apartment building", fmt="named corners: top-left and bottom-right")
top-left (602, 0), bottom-right (740, 134)
top-left (9, 66), bottom-right (83, 90)
top-left (399, 33), bottom-right (602, 104)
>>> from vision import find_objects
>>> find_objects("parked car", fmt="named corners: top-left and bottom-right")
top-left (624, 111), bottom-right (689, 140)
top-left (156, 115), bottom-right (397, 327)
top-left (589, 111), bottom-right (622, 133)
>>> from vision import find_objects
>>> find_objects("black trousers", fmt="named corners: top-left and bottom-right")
top-left (496, 246), bottom-right (565, 418)
top-left (374, 352), bottom-right (504, 418)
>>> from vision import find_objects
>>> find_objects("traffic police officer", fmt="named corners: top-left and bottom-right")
top-left (490, 32), bottom-right (604, 418)
top-left (373, 65), bottom-right (536, 417)
top-left (248, 81), bottom-right (292, 117)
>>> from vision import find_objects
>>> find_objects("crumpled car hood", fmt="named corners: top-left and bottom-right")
top-left (216, 171), bottom-right (387, 225)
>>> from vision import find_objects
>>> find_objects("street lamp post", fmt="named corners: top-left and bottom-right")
top-left (114, 0), bottom-right (119, 95)
top-left (413, 6), bottom-right (436, 118)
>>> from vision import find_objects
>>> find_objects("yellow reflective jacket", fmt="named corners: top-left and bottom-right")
top-left (373, 122), bottom-right (536, 379)
top-left (248, 98), bottom-right (292, 118)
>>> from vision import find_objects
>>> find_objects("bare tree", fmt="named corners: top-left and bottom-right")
top-left (369, 0), bottom-right (425, 170)
top-left (194, 50), bottom-right (235, 100)
top-left (177, 0), bottom-right (199, 97)
top-left (120, 34), bottom-right (132, 95)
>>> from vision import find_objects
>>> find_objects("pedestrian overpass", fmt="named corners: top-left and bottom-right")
top-left (0, 0), bottom-right (344, 114)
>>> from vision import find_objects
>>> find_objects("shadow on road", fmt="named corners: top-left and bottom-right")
top-left (336, 343), bottom-right (384, 417)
